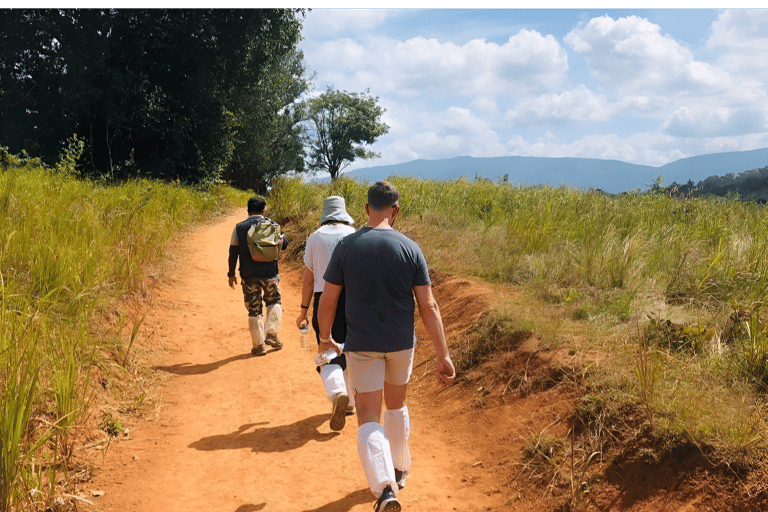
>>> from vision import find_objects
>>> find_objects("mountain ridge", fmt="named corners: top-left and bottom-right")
top-left (332, 148), bottom-right (768, 194)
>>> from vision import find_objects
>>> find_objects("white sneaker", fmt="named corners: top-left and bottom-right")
top-left (374, 486), bottom-right (400, 512)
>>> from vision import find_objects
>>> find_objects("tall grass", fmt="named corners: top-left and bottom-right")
top-left (273, 175), bottom-right (768, 306)
top-left (270, 174), bottom-right (768, 469)
top-left (0, 146), bottom-right (234, 511)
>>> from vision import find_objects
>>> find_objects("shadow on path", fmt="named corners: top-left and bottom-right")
top-left (234, 505), bottom-right (266, 512)
top-left (303, 488), bottom-right (371, 512)
top-left (189, 414), bottom-right (338, 454)
top-left (154, 352), bottom-right (255, 375)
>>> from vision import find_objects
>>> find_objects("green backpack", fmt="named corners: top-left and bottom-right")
top-left (246, 218), bottom-right (283, 262)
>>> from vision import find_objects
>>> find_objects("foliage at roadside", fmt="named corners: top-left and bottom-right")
top-left (0, 147), bottom-right (236, 511)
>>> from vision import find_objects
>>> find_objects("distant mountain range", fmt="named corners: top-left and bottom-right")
top-left (332, 148), bottom-right (768, 195)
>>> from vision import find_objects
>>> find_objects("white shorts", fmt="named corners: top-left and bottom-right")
top-left (346, 348), bottom-right (415, 394)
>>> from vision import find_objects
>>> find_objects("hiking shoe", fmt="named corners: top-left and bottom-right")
top-left (251, 345), bottom-right (267, 356)
top-left (330, 393), bottom-right (349, 431)
top-left (394, 469), bottom-right (409, 490)
top-left (264, 334), bottom-right (283, 349)
top-left (374, 485), bottom-right (400, 512)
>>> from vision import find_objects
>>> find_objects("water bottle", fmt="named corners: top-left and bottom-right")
top-left (315, 343), bottom-right (344, 366)
top-left (299, 323), bottom-right (310, 350)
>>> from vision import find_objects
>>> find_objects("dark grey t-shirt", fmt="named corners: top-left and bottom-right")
top-left (323, 226), bottom-right (430, 353)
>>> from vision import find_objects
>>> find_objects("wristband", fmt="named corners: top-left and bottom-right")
top-left (300, 304), bottom-right (309, 309)
top-left (227, 271), bottom-right (235, 278)
top-left (319, 337), bottom-right (332, 343)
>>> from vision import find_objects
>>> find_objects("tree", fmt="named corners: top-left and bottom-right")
top-left (301, 87), bottom-right (389, 181)
top-left (0, 9), bottom-right (307, 184)
top-left (224, 47), bottom-right (312, 192)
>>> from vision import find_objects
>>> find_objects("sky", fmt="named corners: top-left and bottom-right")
top-left (298, 8), bottom-right (768, 174)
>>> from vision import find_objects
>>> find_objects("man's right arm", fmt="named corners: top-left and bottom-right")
top-left (296, 267), bottom-right (314, 328)
top-left (228, 227), bottom-right (239, 288)
top-left (414, 284), bottom-right (455, 385)
top-left (317, 281), bottom-right (343, 355)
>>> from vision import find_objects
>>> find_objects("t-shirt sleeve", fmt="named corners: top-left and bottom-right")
top-left (230, 227), bottom-right (238, 246)
top-left (413, 245), bottom-right (430, 287)
top-left (322, 241), bottom-right (345, 286)
top-left (303, 234), bottom-right (315, 271)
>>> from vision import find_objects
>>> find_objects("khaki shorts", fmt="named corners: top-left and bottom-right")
top-left (346, 348), bottom-right (415, 394)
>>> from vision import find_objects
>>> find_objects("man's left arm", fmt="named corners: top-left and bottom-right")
top-left (414, 284), bottom-right (455, 385)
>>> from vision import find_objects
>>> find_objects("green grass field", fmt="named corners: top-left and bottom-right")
top-left (2, 150), bottom-right (768, 510)
top-left (270, 175), bottom-right (768, 489)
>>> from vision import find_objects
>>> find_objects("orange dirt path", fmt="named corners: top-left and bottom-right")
top-left (82, 212), bottom-right (516, 512)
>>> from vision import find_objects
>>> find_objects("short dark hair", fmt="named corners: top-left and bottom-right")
top-left (367, 181), bottom-right (399, 210)
top-left (247, 196), bottom-right (266, 214)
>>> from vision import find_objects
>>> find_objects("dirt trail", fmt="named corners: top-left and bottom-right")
top-left (82, 212), bottom-right (517, 512)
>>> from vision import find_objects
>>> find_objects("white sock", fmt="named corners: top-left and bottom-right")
top-left (264, 304), bottom-right (282, 337)
top-left (383, 406), bottom-right (411, 472)
top-left (320, 364), bottom-right (346, 401)
top-left (344, 368), bottom-right (355, 408)
top-left (248, 316), bottom-right (265, 348)
top-left (357, 422), bottom-right (397, 497)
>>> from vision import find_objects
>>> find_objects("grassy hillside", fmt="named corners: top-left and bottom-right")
top-left (4, 154), bottom-right (768, 510)
top-left (270, 175), bottom-right (768, 507)
top-left (0, 148), bottom-right (249, 511)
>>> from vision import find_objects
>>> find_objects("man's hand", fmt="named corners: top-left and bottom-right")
top-left (436, 355), bottom-right (456, 386)
top-left (228, 275), bottom-right (237, 289)
top-left (319, 336), bottom-right (342, 356)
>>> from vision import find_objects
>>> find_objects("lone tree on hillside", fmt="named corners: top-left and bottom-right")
top-left (301, 87), bottom-right (389, 181)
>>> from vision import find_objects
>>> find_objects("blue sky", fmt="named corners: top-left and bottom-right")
top-left (298, 8), bottom-right (768, 173)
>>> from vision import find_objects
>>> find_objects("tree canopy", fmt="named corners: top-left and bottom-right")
top-left (0, 9), bottom-right (307, 186)
top-left (224, 46), bottom-right (311, 192)
top-left (301, 87), bottom-right (389, 181)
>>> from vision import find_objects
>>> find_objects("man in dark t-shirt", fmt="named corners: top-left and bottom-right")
top-left (318, 181), bottom-right (455, 512)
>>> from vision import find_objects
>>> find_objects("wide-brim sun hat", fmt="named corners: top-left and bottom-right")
top-left (320, 196), bottom-right (354, 225)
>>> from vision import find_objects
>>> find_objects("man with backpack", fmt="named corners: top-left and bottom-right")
top-left (228, 196), bottom-right (289, 356)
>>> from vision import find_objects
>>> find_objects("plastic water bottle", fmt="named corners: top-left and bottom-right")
top-left (315, 343), bottom-right (344, 366)
top-left (299, 323), bottom-right (310, 349)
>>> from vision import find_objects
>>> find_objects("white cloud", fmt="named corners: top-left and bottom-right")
top-left (661, 105), bottom-right (768, 138)
top-left (301, 10), bottom-right (768, 173)
top-left (505, 85), bottom-right (615, 125)
top-left (303, 29), bottom-right (569, 98)
top-left (707, 9), bottom-right (768, 51)
top-left (470, 96), bottom-right (498, 114)
top-left (364, 102), bottom-right (507, 165)
top-left (707, 9), bottom-right (768, 83)
top-left (301, 8), bottom-right (394, 38)
top-left (565, 15), bottom-right (734, 96)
